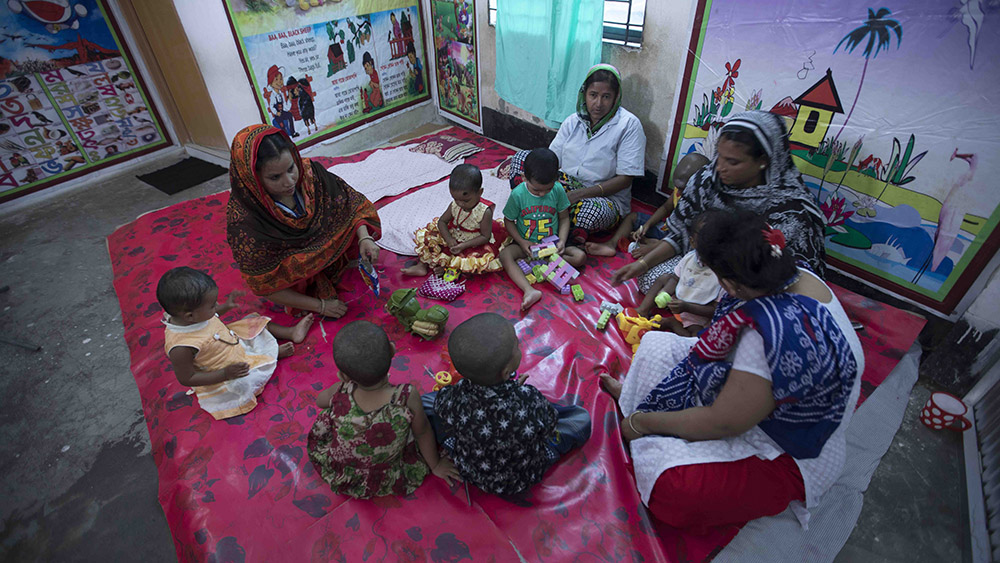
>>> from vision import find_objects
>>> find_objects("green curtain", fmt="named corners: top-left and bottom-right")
top-left (494, 0), bottom-right (604, 128)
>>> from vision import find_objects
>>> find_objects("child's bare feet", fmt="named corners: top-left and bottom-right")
top-left (584, 241), bottom-right (618, 257)
top-left (290, 314), bottom-right (314, 343)
top-left (598, 372), bottom-right (623, 400)
top-left (401, 261), bottom-right (429, 277)
top-left (521, 288), bottom-right (542, 311)
top-left (278, 342), bottom-right (295, 358)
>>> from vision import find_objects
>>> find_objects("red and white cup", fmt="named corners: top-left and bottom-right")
top-left (920, 391), bottom-right (972, 431)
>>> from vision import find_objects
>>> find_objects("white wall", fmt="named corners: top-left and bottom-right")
top-left (965, 271), bottom-right (1000, 329)
top-left (172, 0), bottom-right (264, 146)
top-left (476, 1), bottom-right (697, 172)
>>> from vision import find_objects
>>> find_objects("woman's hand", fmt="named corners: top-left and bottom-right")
top-left (432, 457), bottom-right (462, 485)
top-left (630, 243), bottom-right (653, 260)
top-left (611, 260), bottom-right (647, 285)
top-left (630, 225), bottom-right (647, 242)
top-left (359, 237), bottom-right (380, 263)
top-left (620, 412), bottom-right (645, 442)
top-left (566, 190), bottom-right (585, 205)
top-left (320, 299), bottom-right (348, 319)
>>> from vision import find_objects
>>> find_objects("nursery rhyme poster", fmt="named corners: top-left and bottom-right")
top-left (665, 0), bottom-right (1000, 314)
top-left (224, 0), bottom-right (432, 147)
top-left (429, 0), bottom-right (480, 129)
top-left (0, 0), bottom-right (169, 203)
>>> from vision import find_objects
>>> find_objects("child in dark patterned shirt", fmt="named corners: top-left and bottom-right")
top-left (425, 313), bottom-right (591, 495)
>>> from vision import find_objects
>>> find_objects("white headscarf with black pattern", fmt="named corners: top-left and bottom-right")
top-left (663, 110), bottom-right (827, 277)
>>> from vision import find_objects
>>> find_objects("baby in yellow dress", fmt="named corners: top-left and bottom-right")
top-left (402, 164), bottom-right (506, 277)
top-left (158, 266), bottom-right (313, 419)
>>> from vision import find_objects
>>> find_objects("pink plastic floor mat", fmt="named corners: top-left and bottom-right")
top-left (109, 131), bottom-right (925, 562)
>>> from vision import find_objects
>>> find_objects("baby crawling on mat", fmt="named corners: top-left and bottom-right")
top-left (157, 266), bottom-right (313, 420)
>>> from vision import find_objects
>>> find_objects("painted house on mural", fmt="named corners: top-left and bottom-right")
top-left (787, 69), bottom-right (844, 151)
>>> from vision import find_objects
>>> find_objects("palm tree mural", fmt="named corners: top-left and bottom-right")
top-left (832, 8), bottom-right (903, 143)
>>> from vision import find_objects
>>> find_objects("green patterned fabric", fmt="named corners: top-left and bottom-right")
top-left (308, 382), bottom-right (428, 499)
top-left (575, 64), bottom-right (623, 138)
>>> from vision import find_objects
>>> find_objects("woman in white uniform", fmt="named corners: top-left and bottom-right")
top-left (509, 64), bottom-right (646, 243)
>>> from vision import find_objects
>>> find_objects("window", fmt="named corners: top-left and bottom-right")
top-left (804, 111), bottom-right (819, 134)
top-left (488, 0), bottom-right (646, 48)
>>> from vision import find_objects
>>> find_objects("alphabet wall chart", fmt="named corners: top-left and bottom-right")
top-left (0, 0), bottom-right (168, 203)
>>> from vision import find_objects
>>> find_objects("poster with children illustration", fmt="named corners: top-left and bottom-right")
top-left (664, 0), bottom-right (1000, 314)
top-left (223, 0), bottom-right (431, 147)
top-left (429, 0), bottom-right (480, 130)
top-left (0, 0), bottom-right (169, 203)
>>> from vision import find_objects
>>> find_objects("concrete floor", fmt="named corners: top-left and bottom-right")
top-left (0, 142), bottom-right (970, 561)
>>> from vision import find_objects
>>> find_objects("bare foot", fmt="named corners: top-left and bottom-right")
top-left (599, 373), bottom-right (623, 400)
top-left (521, 288), bottom-right (543, 311)
top-left (401, 262), bottom-right (429, 277)
top-left (278, 342), bottom-right (295, 358)
top-left (584, 241), bottom-right (618, 257)
top-left (290, 313), bottom-right (314, 343)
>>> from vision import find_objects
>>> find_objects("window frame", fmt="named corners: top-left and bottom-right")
top-left (487, 0), bottom-right (645, 48)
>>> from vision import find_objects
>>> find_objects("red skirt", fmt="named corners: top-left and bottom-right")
top-left (646, 453), bottom-right (805, 533)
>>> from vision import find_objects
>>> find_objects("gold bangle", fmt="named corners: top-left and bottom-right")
top-left (597, 183), bottom-right (605, 196)
top-left (637, 258), bottom-right (649, 272)
top-left (627, 412), bottom-right (642, 436)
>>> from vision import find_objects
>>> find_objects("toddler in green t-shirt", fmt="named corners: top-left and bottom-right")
top-left (501, 148), bottom-right (586, 311)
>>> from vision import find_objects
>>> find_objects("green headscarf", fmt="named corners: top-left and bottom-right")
top-left (576, 63), bottom-right (622, 139)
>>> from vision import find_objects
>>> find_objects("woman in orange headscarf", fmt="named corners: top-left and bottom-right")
top-left (226, 124), bottom-right (381, 318)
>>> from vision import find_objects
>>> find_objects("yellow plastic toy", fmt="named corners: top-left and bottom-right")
top-left (432, 371), bottom-right (453, 391)
top-left (426, 367), bottom-right (462, 391)
top-left (616, 310), bottom-right (662, 354)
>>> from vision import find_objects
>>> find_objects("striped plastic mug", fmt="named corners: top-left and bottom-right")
top-left (920, 391), bottom-right (971, 431)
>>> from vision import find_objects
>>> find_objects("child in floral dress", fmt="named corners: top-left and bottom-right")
top-left (402, 164), bottom-right (506, 277)
top-left (307, 321), bottom-right (459, 498)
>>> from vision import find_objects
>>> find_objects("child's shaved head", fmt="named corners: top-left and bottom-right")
top-left (448, 313), bottom-right (517, 384)
top-left (673, 153), bottom-right (710, 189)
top-left (333, 321), bottom-right (393, 387)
